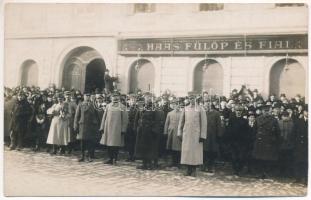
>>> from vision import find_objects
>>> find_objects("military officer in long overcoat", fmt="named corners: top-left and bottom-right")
top-left (177, 94), bottom-right (207, 176)
top-left (100, 92), bottom-right (128, 165)
top-left (252, 105), bottom-right (281, 179)
top-left (125, 95), bottom-right (138, 162)
top-left (164, 98), bottom-right (183, 167)
top-left (203, 103), bottom-right (222, 173)
top-left (134, 97), bottom-right (158, 170)
top-left (74, 92), bottom-right (100, 162)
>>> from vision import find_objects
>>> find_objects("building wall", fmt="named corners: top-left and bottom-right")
top-left (4, 3), bottom-right (308, 98)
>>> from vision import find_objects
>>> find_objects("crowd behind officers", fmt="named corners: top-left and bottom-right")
top-left (4, 84), bottom-right (308, 185)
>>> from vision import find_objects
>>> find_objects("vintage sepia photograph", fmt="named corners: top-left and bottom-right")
top-left (2, 0), bottom-right (309, 197)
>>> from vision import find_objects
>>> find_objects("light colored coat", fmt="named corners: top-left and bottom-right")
top-left (177, 105), bottom-right (207, 165)
top-left (46, 103), bottom-right (70, 145)
top-left (99, 103), bottom-right (128, 147)
top-left (164, 109), bottom-right (182, 151)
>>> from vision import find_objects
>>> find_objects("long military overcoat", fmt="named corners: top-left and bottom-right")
top-left (252, 114), bottom-right (280, 161)
top-left (74, 101), bottom-right (100, 141)
top-left (99, 103), bottom-right (128, 147)
top-left (177, 105), bottom-right (207, 165)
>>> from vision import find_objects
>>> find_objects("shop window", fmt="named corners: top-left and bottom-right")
top-left (199, 3), bottom-right (224, 11)
top-left (134, 3), bottom-right (155, 13)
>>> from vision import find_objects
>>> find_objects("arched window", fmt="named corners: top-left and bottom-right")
top-left (270, 58), bottom-right (305, 98)
top-left (193, 59), bottom-right (223, 95)
top-left (21, 60), bottom-right (39, 86)
top-left (130, 59), bottom-right (155, 93)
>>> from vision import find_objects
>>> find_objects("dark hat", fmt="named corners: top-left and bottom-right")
top-left (248, 110), bottom-right (255, 117)
top-left (281, 111), bottom-right (289, 117)
top-left (188, 91), bottom-right (197, 99)
top-left (280, 93), bottom-right (286, 97)
top-left (253, 89), bottom-right (258, 93)
top-left (232, 89), bottom-right (238, 92)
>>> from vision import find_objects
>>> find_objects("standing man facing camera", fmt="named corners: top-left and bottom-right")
top-left (74, 92), bottom-right (100, 162)
top-left (100, 92), bottom-right (128, 165)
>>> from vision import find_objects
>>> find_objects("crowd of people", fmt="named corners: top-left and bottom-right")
top-left (3, 84), bottom-right (308, 185)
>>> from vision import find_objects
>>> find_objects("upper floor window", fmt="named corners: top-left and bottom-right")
top-left (134, 3), bottom-right (155, 13)
top-left (275, 3), bottom-right (306, 7)
top-left (199, 3), bottom-right (224, 11)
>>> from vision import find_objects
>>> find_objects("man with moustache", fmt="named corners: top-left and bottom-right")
top-left (100, 92), bottom-right (128, 165)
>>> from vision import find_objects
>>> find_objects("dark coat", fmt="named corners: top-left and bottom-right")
top-left (10, 99), bottom-right (32, 133)
top-left (153, 109), bottom-right (166, 157)
top-left (293, 117), bottom-right (308, 163)
top-left (278, 119), bottom-right (295, 150)
top-left (74, 101), bottom-right (100, 141)
top-left (203, 110), bottom-right (222, 153)
top-left (34, 106), bottom-right (48, 137)
top-left (125, 106), bottom-right (137, 151)
top-left (134, 109), bottom-right (157, 160)
top-left (227, 115), bottom-right (250, 145)
top-left (252, 115), bottom-right (280, 161)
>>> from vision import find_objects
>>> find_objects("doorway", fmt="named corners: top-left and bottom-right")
top-left (85, 59), bottom-right (106, 93)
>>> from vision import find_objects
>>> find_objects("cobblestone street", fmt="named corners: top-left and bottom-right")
top-left (4, 147), bottom-right (307, 197)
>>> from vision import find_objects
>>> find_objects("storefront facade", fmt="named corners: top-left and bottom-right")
top-left (4, 3), bottom-right (308, 99)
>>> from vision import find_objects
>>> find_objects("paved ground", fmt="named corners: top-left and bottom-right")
top-left (4, 147), bottom-right (307, 197)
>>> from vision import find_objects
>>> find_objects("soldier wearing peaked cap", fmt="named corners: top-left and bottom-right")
top-left (252, 103), bottom-right (280, 179)
top-left (124, 94), bottom-right (138, 162)
top-left (164, 97), bottom-right (183, 167)
top-left (100, 92), bottom-right (128, 165)
top-left (134, 97), bottom-right (159, 170)
top-left (177, 91), bottom-right (207, 176)
top-left (64, 91), bottom-right (78, 154)
top-left (74, 92), bottom-right (100, 162)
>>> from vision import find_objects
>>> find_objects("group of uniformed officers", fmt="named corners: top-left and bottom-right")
top-left (4, 84), bottom-right (308, 185)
